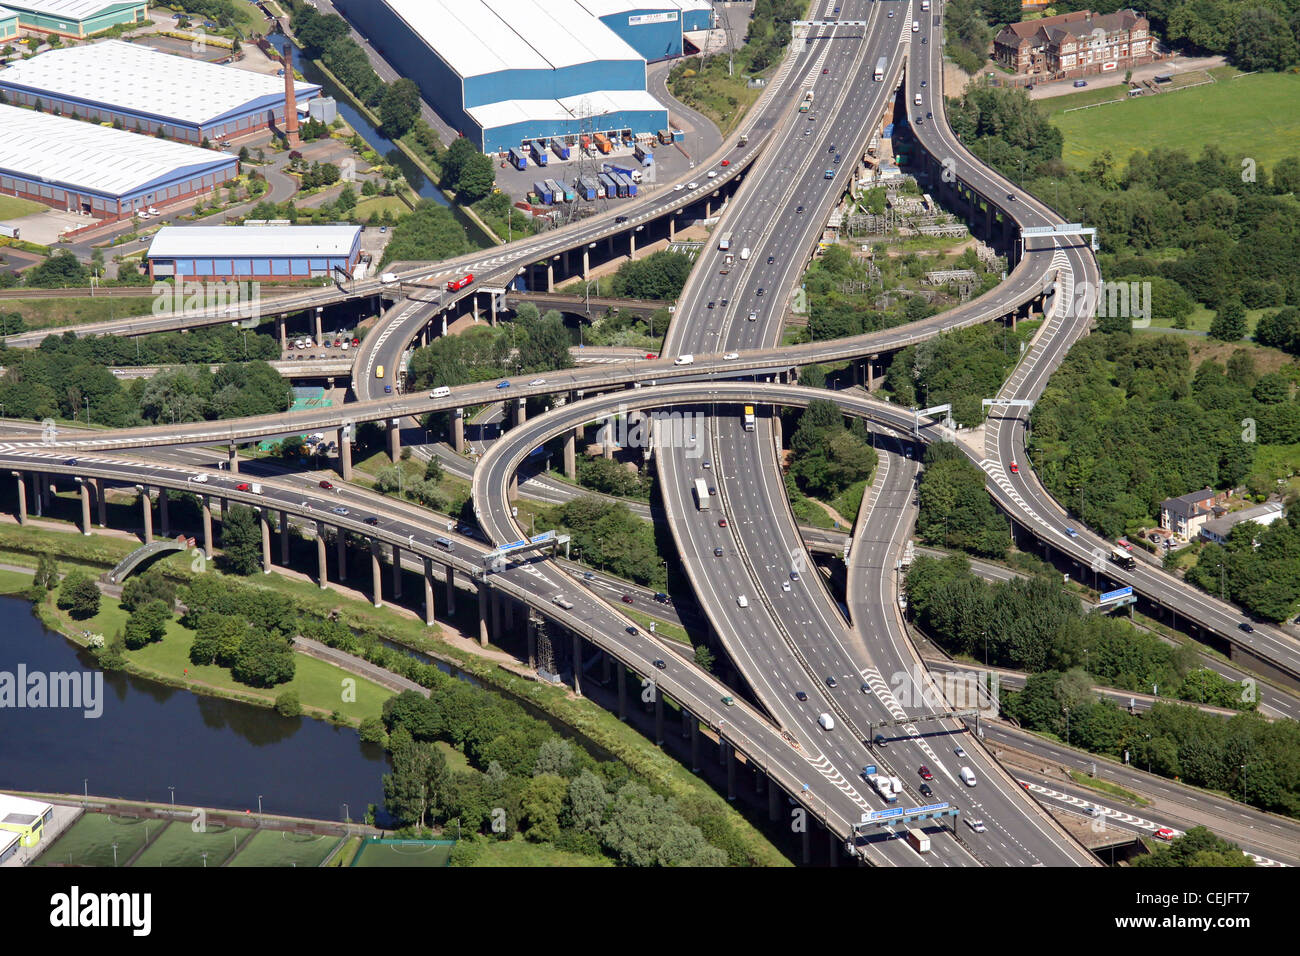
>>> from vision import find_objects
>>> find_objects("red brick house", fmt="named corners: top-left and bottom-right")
top-left (993, 9), bottom-right (1153, 78)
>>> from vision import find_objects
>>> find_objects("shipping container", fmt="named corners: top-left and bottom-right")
top-left (658, 128), bottom-right (672, 145)
top-left (549, 138), bottom-right (570, 160)
top-left (532, 181), bottom-right (554, 204)
top-left (619, 173), bottom-right (638, 197)
top-left (508, 147), bottom-right (528, 170)
top-left (529, 141), bottom-right (549, 167)
top-left (598, 173), bottom-right (618, 198)
top-left (672, 129), bottom-right (685, 143)
top-left (573, 179), bottom-right (595, 201)
top-left (544, 179), bottom-right (566, 203)
top-left (593, 132), bottom-right (612, 154)
top-left (633, 143), bottom-right (654, 166)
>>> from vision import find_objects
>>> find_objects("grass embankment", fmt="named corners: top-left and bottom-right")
top-left (0, 196), bottom-right (45, 219)
top-left (1066, 770), bottom-right (1150, 807)
top-left (2, 297), bottom-right (156, 329)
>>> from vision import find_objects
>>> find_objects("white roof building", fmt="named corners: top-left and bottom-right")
top-left (147, 225), bottom-right (362, 260)
top-left (0, 103), bottom-right (235, 200)
top-left (0, 40), bottom-right (319, 132)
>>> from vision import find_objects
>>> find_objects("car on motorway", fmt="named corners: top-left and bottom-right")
top-left (332, 506), bottom-right (349, 516)
top-left (782, 581), bottom-right (791, 592)
top-left (767, 255), bottom-right (774, 263)
top-left (756, 287), bottom-right (765, 296)
top-left (919, 765), bottom-right (934, 780)
top-left (707, 300), bottom-right (715, 309)
top-left (582, 571), bottom-right (594, 580)
top-left (1008, 461), bottom-right (1019, 474)
top-left (1117, 539), bottom-right (1133, 551)
top-left (707, 170), bottom-right (718, 179)
top-left (1065, 527), bottom-right (1079, 538)
top-left (873, 734), bottom-right (888, 748)
top-left (796, 691), bottom-right (808, 701)
top-left (614, 215), bottom-right (628, 223)
top-left (364, 516), bottom-right (379, 526)
top-left (720, 159), bottom-right (730, 166)
top-left (860, 683), bottom-right (871, 694)
top-left (63, 457), bottom-right (79, 465)
top-left (713, 547), bottom-right (724, 557)
top-left (299, 501), bottom-right (312, 511)
top-left (702, 460), bottom-right (711, 469)
top-left (922, 36), bottom-right (927, 43)
top-left (1153, 827), bottom-right (1176, 841)
top-left (825, 675), bottom-right (837, 688)
top-left (921, 79), bottom-right (927, 88)
top-left (919, 783), bottom-right (934, 798)
top-left (822, 67), bottom-right (829, 74)
top-left (674, 183), bottom-right (685, 191)
top-left (1007, 193), bottom-right (1017, 201)
top-left (721, 695), bottom-right (735, 707)
top-left (654, 592), bottom-right (669, 603)
top-left (796, 205), bottom-right (804, 213)
top-left (965, 818), bottom-right (987, 833)
top-left (915, 116), bottom-right (923, 125)
top-left (834, 154), bottom-right (841, 164)
top-left (1240, 621), bottom-right (1255, 633)
top-left (529, 378), bottom-right (547, 386)
top-left (717, 518), bottom-right (728, 528)
top-left (723, 351), bottom-right (739, 360)
top-left (790, 570), bottom-right (800, 581)
top-left (926, 111), bottom-right (932, 119)
top-left (236, 483), bottom-right (250, 492)
top-left (187, 474), bottom-right (208, 483)
top-left (621, 595), bottom-right (633, 604)
top-left (1082, 805), bottom-right (1101, 818)
top-left (653, 659), bottom-right (666, 669)
top-left (1074, 79), bottom-right (1089, 87)
top-left (720, 297), bottom-right (729, 306)
top-left (687, 181), bottom-right (699, 189)
top-left (625, 625), bottom-right (638, 635)
top-left (496, 380), bottom-right (510, 389)
top-left (954, 745), bottom-right (967, 758)
top-left (319, 480), bottom-right (334, 489)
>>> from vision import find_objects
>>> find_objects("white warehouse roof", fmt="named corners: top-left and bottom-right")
top-left (0, 104), bottom-right (232, 197)
top-left (576, 0), bottom-right (710, 17)
top-left (0, 0), bottom-right (132, 16)
top-left (147, 225), bottom-right (361, 259)
top-left (378, 0), bottom-right (644, 79)
top-left (0, 40), bottom-right (320, 128)
top-left (467, 89), bottom-right (665, 130)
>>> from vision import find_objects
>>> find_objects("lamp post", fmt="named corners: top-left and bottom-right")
top-left (168, 786), bottom-right (174, 807)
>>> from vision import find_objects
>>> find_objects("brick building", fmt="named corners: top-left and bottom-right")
top-left (993, 9), bottom-right (1153, 78)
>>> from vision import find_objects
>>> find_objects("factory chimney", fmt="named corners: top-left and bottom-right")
top-left (282, 44), bottom-right (300, 149)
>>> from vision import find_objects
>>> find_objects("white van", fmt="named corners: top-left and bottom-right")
top-left (818, 713), bottom-right (834, 731)
top-left (380, 272), bottom-right (398, 284)
top-left (960, 766), bottom-right (977, 787)
top-left (740, 247), bottom-right (751, 260)
top-left (914, 93), bottom-right (923, 105)
top-left (430, 386), bottom-right (452, 398)
top-left (912, 19), bottom-right (919, 31)
top-left (674, 354), bottom-right (695, 366)
top-left (736, 595), bottom-right (749, 608)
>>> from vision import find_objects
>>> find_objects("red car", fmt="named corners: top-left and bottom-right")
top-left (1009, 461), bottom-right (1019, 474)
top-left (1117, 539), bottom-right (1133, 551)
top-left (446, 273), bottom-right (474, 292)
top-left (720, 159), bottom-right (730, 167)
top-left (621, 595), bottom-right (633, 604)
top-left (918, 765), bottom-right (934, 780)
top-left (645, 353), bottom-right (657, 359)
top-left (718, 518), bottom-right (728, 528)
top-left (351, 337), bottom-right (360, 346)
top-left (319, 480), bottom-right (334, 490)
top-left (236, 482), bottom-right (250, 492)
top-left (1153, 827), bottom-right (1176, 842)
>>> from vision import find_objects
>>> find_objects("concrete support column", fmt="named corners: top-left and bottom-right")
top-left (445, 566), bottom-right (456, 615)
top-left (477, 580), bottom-right (489, 647)
top-left (141, 487), bottom-right (153, 543)
top-left (314, 308), bottom-right (322, 344)
top-left (504, 595), bottom-right (514, 631)
top-left (618, 663), bottom-right (627, 720)
top-left (260, 510), bottom-right (272, 573)
top-left (339, 432), bottom-right (352, 481)
top-left (227, 444), bottom-right (239, 474)
top-left (491, 590), bottom-right (501, 640)
top-left (867, 354), bottom-right (878, 390)
top-left (508, 474), bottom-right (518, 502)
top-left (726, 743), bottom-right (736, 801)
top-left (201, 496), bottom-right (213, 560)
top-left (316, 523), bottom-right (328, 588)
top-left (489, 292), bottom-right (498, 328)
top-left (391, 545), bottom-right (402, 598)
top-left (387, 420), bottom-right (400, 463)
top-left (654, 692), bottom-right (664, 745)
top-left (668, 215), bottom-right (676, 241)
top-left (680, 707), bottom-right (691, 738)
top-left (95, 478), bottom-right (106, 527)
top-left (802, 826), bottom-right (811, 865)
top-left (704, 199), bottom-right (711, 218)
top-left (452, 408), bottom-right (465, 454)
top-left (516, 397), bottom-right (527, 426)
top-left (546, 261), bottom-right (554, 293)
top-left (336, 530), bottom-right (347, 581)
top-left (369, 540), bottom-right (382, 608)
top-left (564, 430), bottom-right (576, 479)
top-left (441, 313), bottom-right (447, 337)
top-left (582, 248), bottom-right (590, 281)
top-left (158, 488), bottom-right (170, 538)
top-left (13, 472), bottom-right (26, 525)
top-left (690, 720), bottom-right (700, 772)
top-left (472, 294), bottom-right (480, 323)
top-left (277, 315), bottom-right (286, 351)
top-left (78, 480), bottom-right (91, 535)
top-left (422, 556), bottom-right (435, 626)
top-left (571, 632), bottom-right (582, 697)
top-left (37, 478), bottom-right (47, 515)
top-left (628, 230), bottom-right (636, 260)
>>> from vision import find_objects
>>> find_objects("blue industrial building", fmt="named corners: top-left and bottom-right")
top-left (576, 1), bottom-right (713, 61)
top-left (146, 225), bottom-right (363, 281)
top-left (331, 0), bottom-right (671, 153)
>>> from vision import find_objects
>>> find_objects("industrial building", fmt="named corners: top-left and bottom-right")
top-left (0, 7), bottom-right (18, 41)
top-left (332, 0), bottom-right (670, 152)
top-left (0, 104), bottom-right (238, 221)
top-left (575, 1), bottom-right (713, 61)
top-left (145, 224), bottom-right (363, 281)
top-left (0, 0), bottom-right (147, 37)
top-left (0, 40), bottom-right (321, 145)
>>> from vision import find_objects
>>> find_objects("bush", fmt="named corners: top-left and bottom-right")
top-left (275, 690), bottom-right (303, 717)
top-left (56, 570), bottom-right (101, 620)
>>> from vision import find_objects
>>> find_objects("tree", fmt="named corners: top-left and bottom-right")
top-left (220, 504), bottom-right (263, 575)
top-left (1209, 299), bottom-right (1247, 342)
top-left (275, 690), bottom-right (303, 717)
top-left (520, 773), bottom-right (567, 843)
top-left (383, 728), bottom-right (450, 829)
top-left (33, 554), bottom-right (59, 592)
top-left (455, 152), bottom-right (496, 203)
top-left (566, 770), bottom-right (608, 832)
top-left (56, 570), bottom-right (100, 619)
top-left (25, 251), bottom-right (89, 289)
top-left (119, 568), bottom-right (176, 612)
top-left (123, 599), bottom-right (171, 650)
top-left (693, 644), bottom-right (716, 672)
top-left (230, 629), bottom-right (295, 687)
top-left (1231, 8), bottom-right (1299, 72)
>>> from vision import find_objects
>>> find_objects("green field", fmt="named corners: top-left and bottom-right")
top-left (0, 196), bottom-right (45, 220)
top-left (468, 835), bottom-right (613, 867)
top-left (351, 838), bottom-right (454, 867)
top-left (1050, 72), bottom-right (1300, 174)
top-left (131, 821), bottom-right (250, 867)
top-left (39, 813), bottom-right (154, 867)
top-left (228, 828), bottom-right (341, 867)
top-left (2, 297), bottom-right (157, 330)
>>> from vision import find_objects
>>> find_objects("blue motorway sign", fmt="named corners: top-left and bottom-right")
top-left (1100, 586), bottom-right (1134, 604)
top-left (866, 808), bottom-right (905, 822)
top-left (914, 802), bottom-right (951, 815)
